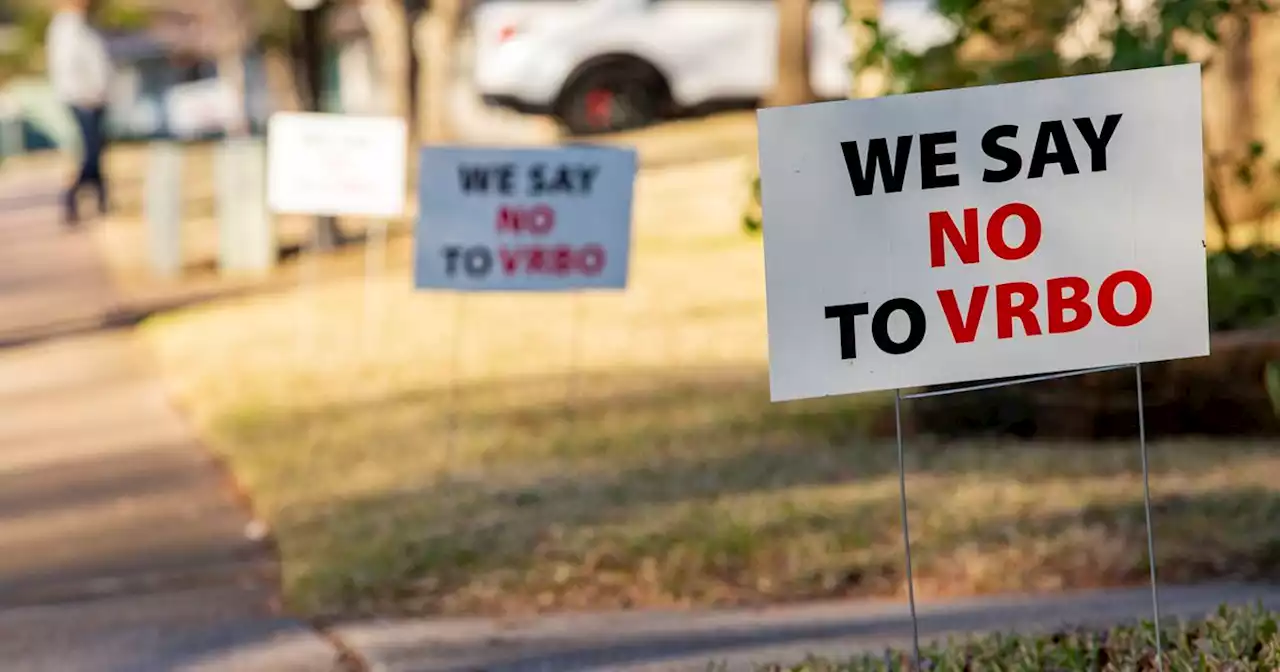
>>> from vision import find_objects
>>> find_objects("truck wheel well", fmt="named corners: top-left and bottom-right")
top-left (553, 53), bottom-right (673, 119)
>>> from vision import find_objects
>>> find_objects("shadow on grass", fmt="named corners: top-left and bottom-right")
top-left (909, 487), bottom-right (1280, 595)
top-left (0, 282), bottom-right (268, 351)
top-left (207, 363), bottom-right (1280, 620)
top-left (297, 478), bottom-right (1280, 620)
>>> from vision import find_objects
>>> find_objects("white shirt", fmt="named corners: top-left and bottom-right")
top-left (46, 11), bottom-right (114, 108)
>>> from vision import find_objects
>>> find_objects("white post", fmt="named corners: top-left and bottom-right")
top-left (145, 142), bottom-right (184, 278)
top-left (217, 137), bottom-right (275, 276)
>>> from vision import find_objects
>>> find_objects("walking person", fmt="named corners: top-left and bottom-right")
top-left (46, 0), bottom-right (114, 227)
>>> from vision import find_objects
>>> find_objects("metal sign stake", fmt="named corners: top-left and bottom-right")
top-left (892, 388), bottom-right (922, 667)
top-left (1136, 362), bottom-right (1164, 669)
top-left (445, 292), bottom-right (468, 460)
top-left (893, 362), bottom-right (1164, 668)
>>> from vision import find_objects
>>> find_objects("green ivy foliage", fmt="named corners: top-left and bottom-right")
top-left (1207, 244), bottom-right (1280, 331)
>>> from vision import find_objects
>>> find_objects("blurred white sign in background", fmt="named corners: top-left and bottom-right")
top-left (266, 111), bottom-right (408, 218)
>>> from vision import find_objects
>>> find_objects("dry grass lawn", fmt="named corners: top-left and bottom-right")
top-left (134, 152), bottom-right (1280, 620)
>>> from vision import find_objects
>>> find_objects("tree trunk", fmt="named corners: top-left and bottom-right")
top-left (847, 0), bottom-right (883, 99)
top-left (217, 53), bottom-right (249, 135)
top-left (263, 49), bottom-right (304, 113)
top-left (361, 0), bottom-right (412, 123)
top-left (767, 0), bottom-right (816, 107)
top-left (298, 3), bottom-right (347, 249)
top-left (1200, 11), bottom-right (1263, 229)
top-left (211, 0), bottom-right (251, 136)
top-left (415, 0), bottom-right (463, 142)
top-left (297, 7), bottom-right (327, 112)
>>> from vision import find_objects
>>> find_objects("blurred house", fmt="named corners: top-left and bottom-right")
top-left (102, 6), bottom-right (274, 140)
top-left (0, 7), bottom-right (267, 151)
top-left (102, 33), bottom-right (255, 140)
top-left (0, 0), bottom-right (424, 156)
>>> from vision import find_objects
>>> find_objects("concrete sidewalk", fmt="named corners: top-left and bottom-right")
top-left (334, 582), bottom-right (1280, 671)
top-left (0, 166), bottom-right (341, 671)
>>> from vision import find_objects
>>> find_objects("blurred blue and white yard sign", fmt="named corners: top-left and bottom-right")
top-left (757, 64), bottom-right (1210, 402)
top-left (413, 146), bottom-right (637, 291)
top-left (266, 112), bottom-right (408, 217)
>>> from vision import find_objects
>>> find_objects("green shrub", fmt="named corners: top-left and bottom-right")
top-left (904, 246), bottom-right (1280, 440)
top-left (1207, 245), bottom-right (1280, 331)
top-left (749, 604), bottom-right (1280, 671)
top-left (743, 174), bottom-right (762, 235)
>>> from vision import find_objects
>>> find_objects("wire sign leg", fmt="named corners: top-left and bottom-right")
top-left (1136, 363), bottom-right (1164, 669)
top-left (564, 291), bottom-right (586, 419)
top-left (296, 221), bottom-right (321, 357)
top-left (362, 218), bottom-right (389, 353)
top-left (445, 294), bottom-right (468, 460)
top-left (893, 389), bottom-right (922, 667)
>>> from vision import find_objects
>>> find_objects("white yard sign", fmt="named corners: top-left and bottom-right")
top-left (414, 145), bottom-right (636, 291)
top-left (758, 64), bottom-right (1209, 402)
top-left (266, 112), bottom-right (407, 217)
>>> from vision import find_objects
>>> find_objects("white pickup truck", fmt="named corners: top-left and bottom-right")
top-left (469, 0), bottom-right (954, 135)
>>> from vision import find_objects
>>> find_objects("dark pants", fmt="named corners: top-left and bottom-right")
top-left (65, 105), bottom-right (108, 223)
